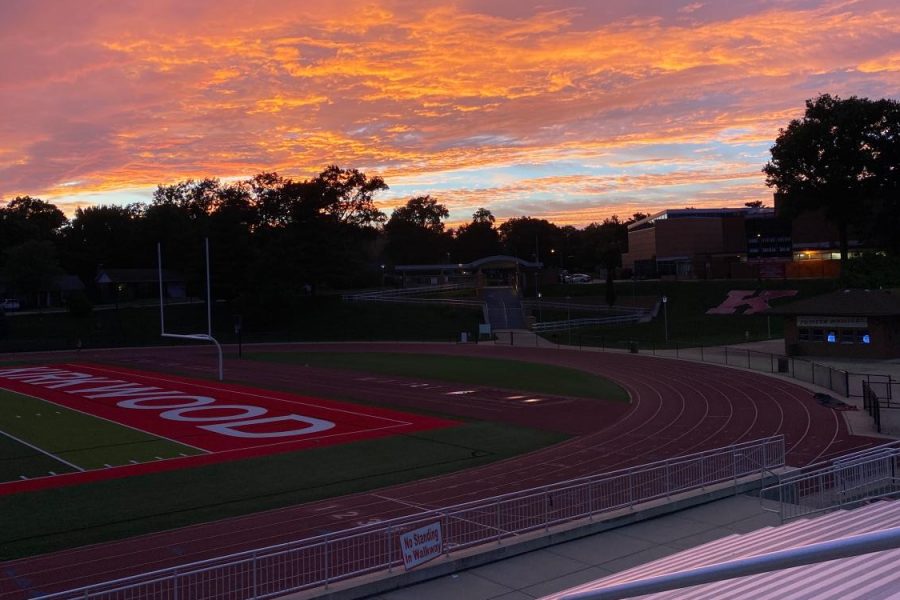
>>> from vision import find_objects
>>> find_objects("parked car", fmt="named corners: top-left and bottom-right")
top-left (1, 298), bottom-right (20, 311)
top-left (564, 273), bottom-right (592, 284)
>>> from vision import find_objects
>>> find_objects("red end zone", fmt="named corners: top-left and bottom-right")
top-left (0, 363), bottom-right (456, 494)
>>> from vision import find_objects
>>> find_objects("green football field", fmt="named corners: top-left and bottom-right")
top-left (0, 353), bottom-right (625, 559)
top-left (246, 351), bottom-right (630, 402)
top-left (0, 389), bottom-right (202, 483)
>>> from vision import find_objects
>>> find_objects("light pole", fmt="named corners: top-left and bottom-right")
top-left (566, 295), bottom-right (572, 345)
top-left (662, 295), bottom-right (669, 343)
top-left (538, 292), bottom-right (543, 322)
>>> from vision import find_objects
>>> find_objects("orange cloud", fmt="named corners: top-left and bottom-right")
top-left (0, 0), bottom-right (897, 227)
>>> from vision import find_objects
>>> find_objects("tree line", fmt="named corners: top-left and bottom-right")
top-left (3, 92), bottom-right (899, 309)
top-left (0, 165), bottom-right (641, 309)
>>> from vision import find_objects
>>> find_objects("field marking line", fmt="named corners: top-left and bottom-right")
top-left (65, 363), bottom-right (416, 427)
top-left (369, 493), bottom-right (437, 512)
top-left (185, 422), bottom-right (421, 458)
top-left (0, 427), bottom-right (85, 472)
top-left (0, 384), bottom-right (210, 454)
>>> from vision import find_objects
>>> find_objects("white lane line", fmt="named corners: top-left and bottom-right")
top-left (370, 493), bottom-right (436, 512)
top-left (0, 428), bottom-right (84, 472)
top-left (446, 390), bottom-right (477, 395)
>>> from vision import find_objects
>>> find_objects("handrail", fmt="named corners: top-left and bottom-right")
top-left (532, 315), bottom-right (643, 332)
top-left (40, 435), bottom-right (783, 600)
top-left (342, 283), bottom-right (473, 300)
top-left (761, 446), bottom-right (900, 522)
top-left (558, 526), bottom-right (900, 600)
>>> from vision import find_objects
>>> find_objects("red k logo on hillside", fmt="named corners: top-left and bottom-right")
top-left (0, 364), bottom-right (449, 453)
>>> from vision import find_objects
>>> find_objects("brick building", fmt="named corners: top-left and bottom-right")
top-left (621, 206), bottom-right (861, 280)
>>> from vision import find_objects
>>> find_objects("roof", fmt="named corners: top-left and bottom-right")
top-left (52, 275), bottom-right (85, 292)
top-left (628, 207), bottom-right (774, 230)
top-left (767, 289), bottom-right (900, 317)
top-left (96, 268), bottom-right (184, 284)
top-left (393, 255), bottom-right (543, 272)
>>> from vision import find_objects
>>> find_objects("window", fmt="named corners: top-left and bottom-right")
top-left (840, 329), bottom-right (855, 344)
top-left (826, 331), bottom-right (837, 343)
top-left (798, 328), bottom-right (810, 341)
top-left (860, 331), bottom-right (871, 344)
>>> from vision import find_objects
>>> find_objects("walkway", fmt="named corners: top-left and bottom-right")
top-left (366, 494), bottom-right (780, 600)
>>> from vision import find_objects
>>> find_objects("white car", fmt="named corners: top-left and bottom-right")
top-left (1, 298), bottom-right (20, 311)
top-left (565, 273), bottom-right (592, 284)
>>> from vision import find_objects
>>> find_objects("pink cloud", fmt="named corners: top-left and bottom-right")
top-left (0, 0), bottom-right (898, 225)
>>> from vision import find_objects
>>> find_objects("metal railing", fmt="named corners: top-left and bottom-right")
top-left (342, 282), bottom-right (474, 301)
top-left (522, 300), bottom-right (647, 314)
top-left (532, 315), bottom-right (644, 332)
top-left (760, 443), bottom-right (900, 522)
top-left (41, 436), bottom-right (784, 600)
top-left (505, 333), bottom-right (858, 400)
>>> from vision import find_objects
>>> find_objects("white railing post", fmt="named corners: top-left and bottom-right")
top-left (733, 447), bottom-right (738, 494)
top-left (324, 536), bottom-right (329, 589)
top-left (665, 460), bottom-right (672, 499)
top-left (387, 526), bottom-right (393, 573)
top-left (628, 469), bottom-right (634, 508)
top-left (588, 482), bottom-right (594, 521)
top-left (251, 552), bottom-right (257, 599)
top-left (545, 491), bottom-right (550, 531)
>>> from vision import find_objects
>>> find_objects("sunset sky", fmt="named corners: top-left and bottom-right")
top-left (2, 0), bottom-right (899, 227)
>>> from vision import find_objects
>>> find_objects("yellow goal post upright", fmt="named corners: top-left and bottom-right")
top-left (157, 238), bottom-right (224, 381)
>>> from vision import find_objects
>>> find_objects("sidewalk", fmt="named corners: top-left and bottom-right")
top-left (366, 494), bottom-right (780, 600)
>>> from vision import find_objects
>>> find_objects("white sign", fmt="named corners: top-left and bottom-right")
top-left (400, 521), bottom-right (443, 570)
top-left (797, 316), bottom-right (868, 329)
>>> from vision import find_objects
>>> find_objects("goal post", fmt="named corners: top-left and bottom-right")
top-left (158, 238), bottom-right (224, 381)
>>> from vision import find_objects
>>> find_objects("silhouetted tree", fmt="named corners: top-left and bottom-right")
top-left (453, 208), bottom-right (501, 263)
top-left (2, 240), bottom-right (63, 307)
top-left (384, 196), bottom-right (451, 264)
top-left (0, 196), bottom-right (66, 250)
top-left (498, 217), bottom-right (560, 264)
top-left (764, 94), bottom-right (900, 265)
top-left (61, 204), bottom-right (144, 282)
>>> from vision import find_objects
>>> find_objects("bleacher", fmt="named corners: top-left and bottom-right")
top-left (544, 499), bottom-right (900, 599)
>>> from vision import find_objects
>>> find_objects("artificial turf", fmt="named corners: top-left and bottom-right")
top-left (246, 351), bottom-right (630, 402)
top-left (0, 422), bottom-right (566, 559)
top-left (0, 389), bottom-right (201, 480)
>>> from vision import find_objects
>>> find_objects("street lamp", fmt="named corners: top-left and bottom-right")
top-left (537, 292), bottom-right (543, 322)
top-left (662, 295), bottom-right (669, 343)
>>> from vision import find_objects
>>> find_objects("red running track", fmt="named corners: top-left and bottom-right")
top-left (0, 342), bottom-right (884, 598)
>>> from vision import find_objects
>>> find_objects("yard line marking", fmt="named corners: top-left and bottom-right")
top-left (0, 383), bottom-right (209, 454)
top-left (0, 428), bottom-right (84, 472)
